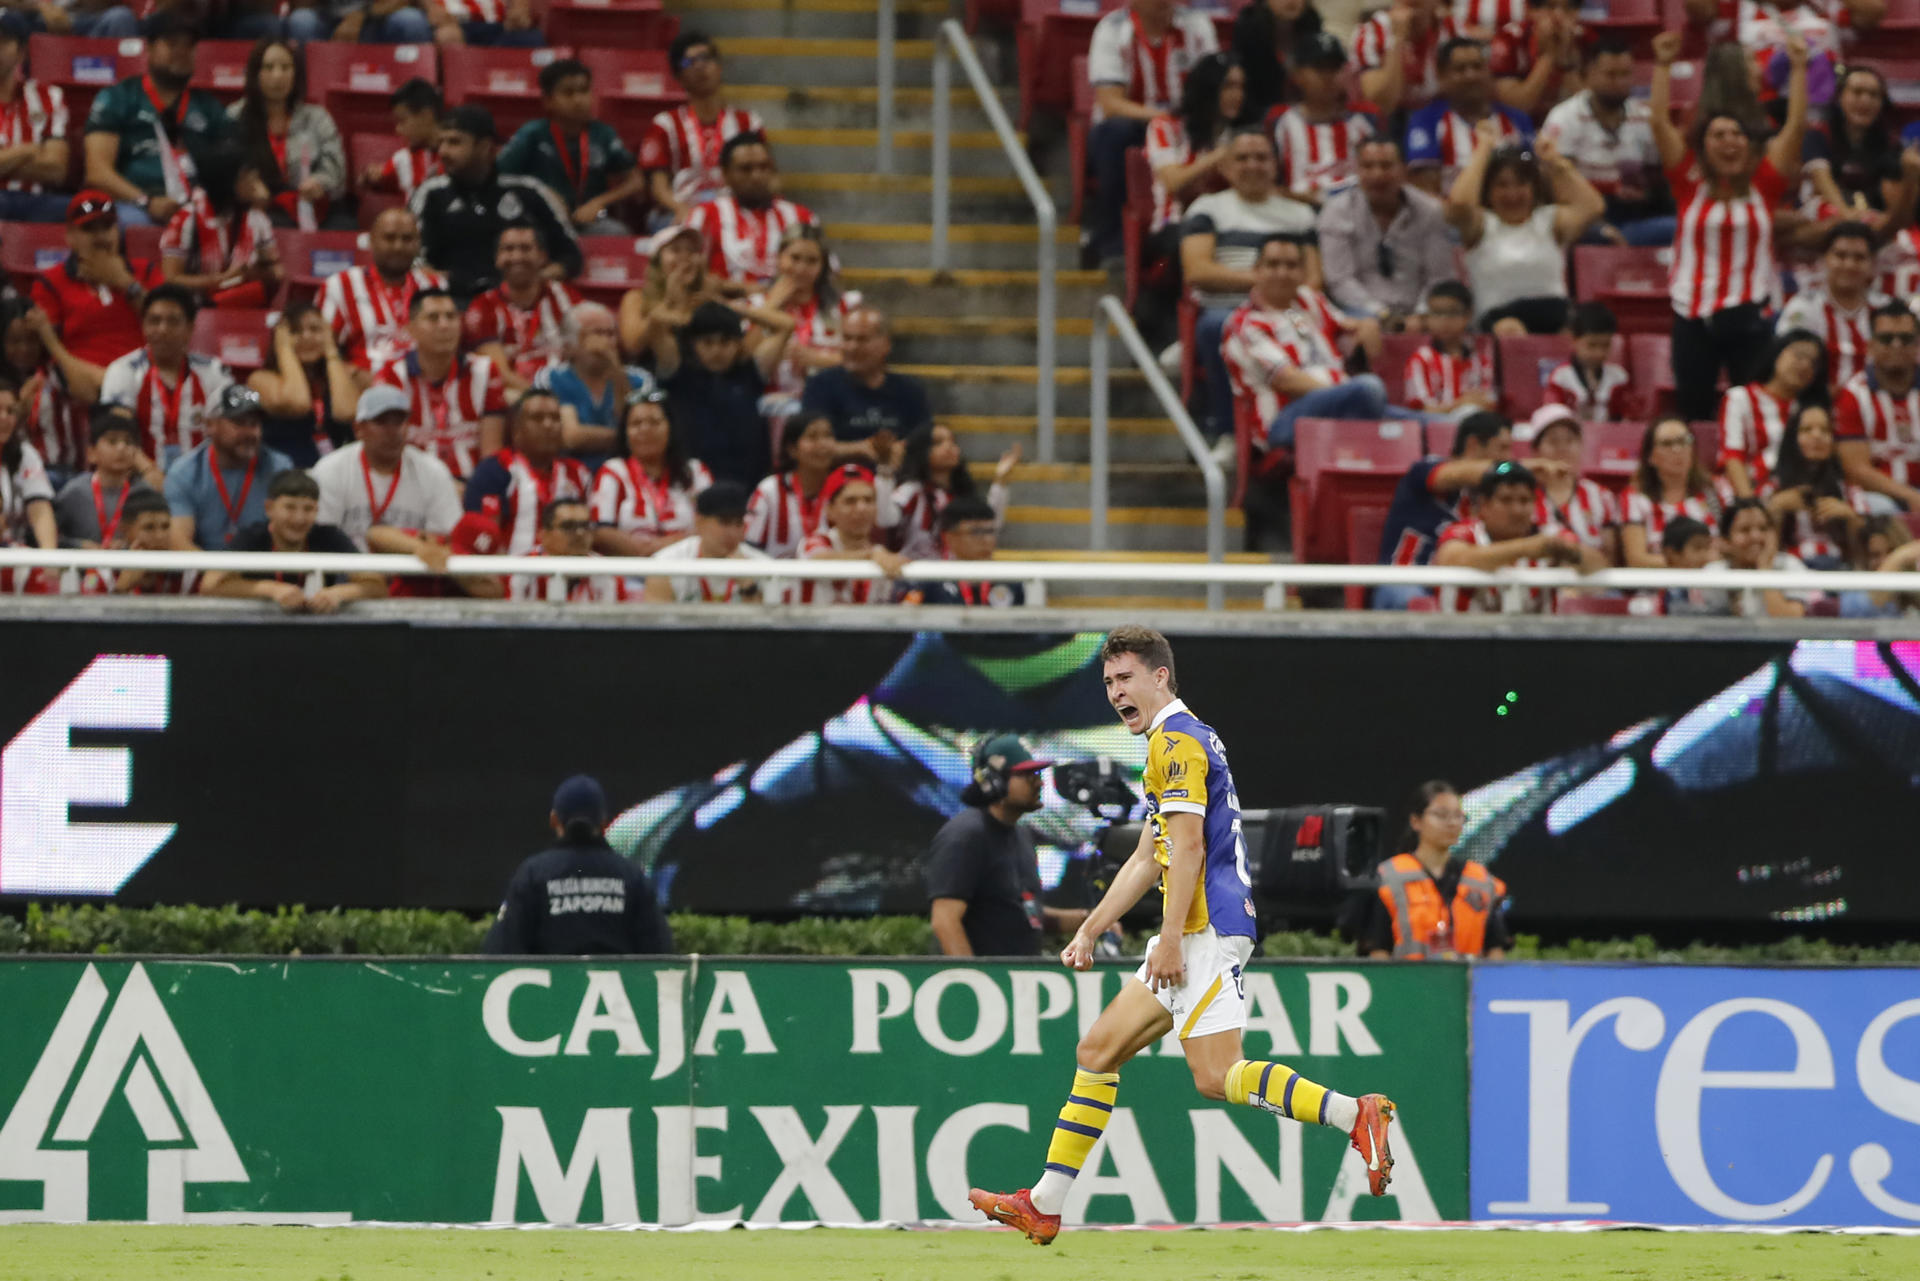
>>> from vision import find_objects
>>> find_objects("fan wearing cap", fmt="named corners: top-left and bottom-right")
top-left (1524, 403), bottom-right (1619, 558)
top-left (1433, 457), bottom-right (1604, 612)
top-left (647, 298), bottom-right (790, 490)
top-left (96, 284), bottom-right (235, 472)
top-left (797, 463), bottom-right (906, 604)
top-left (483, 775), bottom-right (674, 958)
top-left (0, 14), bottom-right (72, 224)
top-left (925, 733), bottom-right (1086, 958)
top-left (410, 104), bottom-right (582, 303)
top-left (310, 382), bottom-right (463, 557)
top-left (163, 382), bottom-right (291, 550)
top-left (201, 468), bottom-right (386, 613)
top-left (27, 191), bottom-right (167, 378)
top-left (82, 14), bottom-right (235, 228)
top-left (1266, 33), bottom-right (1380, 205)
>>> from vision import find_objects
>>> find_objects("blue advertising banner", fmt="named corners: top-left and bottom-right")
top-left (1471, 965), bottom-right (1920, 1226)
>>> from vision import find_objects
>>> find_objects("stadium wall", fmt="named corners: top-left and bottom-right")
top-left (3, 611), bottom-right (1916, 929)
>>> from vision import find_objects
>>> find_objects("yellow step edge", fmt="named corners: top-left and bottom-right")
top-left (1006, 505), bottom-right (1246, 528)
top-left (767, 127), bottom-right (1018, 150)
top-left (996, 462), bottom-right (1199, 482)
top-left (783, 174), bottom-right (1027, 196)
top-left (997, 549), bottom-right (1271, 564)
top-left (674, 0), bottom-right (947, 12)
top-left (721, 37), bottom-right (935, 58)
top-left (840, 265), bottom-right (1103, 285)
top-left (732, 84), bottom-right (1003, 106)
top-left (832, 223), bottom-right (1079, 245)
top-left (944, 414), bottom-right (1164, 435)
top-left (889, 317), bottom-right (1096, 338)
top-left (894, 365), bottom-right (1141, 385)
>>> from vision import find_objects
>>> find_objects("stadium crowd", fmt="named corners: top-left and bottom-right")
top-left (3, 1), bottom-right (1920, 614)
top-left (0, 17), bottom-right (1025, 608)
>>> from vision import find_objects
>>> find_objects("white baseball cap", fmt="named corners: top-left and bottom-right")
top-left (355, 384), bottom-right (411, 423)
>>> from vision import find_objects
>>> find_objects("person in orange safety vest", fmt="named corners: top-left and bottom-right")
top-left (1362, 779), bottom-right (1510, 959)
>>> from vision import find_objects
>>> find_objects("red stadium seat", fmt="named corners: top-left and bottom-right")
top-left (1497, 333), bottom-right (1572, 419)
top-left (1627, 331), bottom-right (1675, 417)
top-left (1381, 333), bottom-right (1494, 413)
top-left (443, 46), bottom-right (576, 141)
top-left (275, 229), bottom-right (370, 298)
top-left (1555, 594), bottom-right (1631, 616)
top-left (576, 234), bottom-right (649, 308)
top-left (1121, 144), bottom-right (1151, 309)
top-left (349, 132), bottom-right (408, 228)
top-left (1584, 0), bottom-right (1659, 55)
top-left (191, 39), bottom-right (261, 102)
top-left (303, 42), bottom-right (440, 141)
top-left (540, 0), bottom-right (678, 52)
top-left (577, 49), bottom-right (684, 143)
top-left (27, 35), bottom-right (146, 160)
top-left (1016, 0), bottom-right (1115, 128)
top-left (1345, 504), bottom-right (1388, 565)
top-left (1580, 420), bottom-right (1647, 492)
top-left (193, 308), bottom-right (272, 374)
top-left (1068, 55), bottom-right (1091, 225)
top-left (1425, 419), bottom-right (1455, 457)
top-left (1289, 417), bottom-right (1422, 564)
top-left (1573, 245), bottom-right (1670, 335)
top-left (1864, 0), bottom-right (1920, 59)
top-left (0, 220), bottom-right (70, 291)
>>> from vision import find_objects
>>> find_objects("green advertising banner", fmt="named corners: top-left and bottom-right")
top-left (0, 958), bottom-right (1467, 1226)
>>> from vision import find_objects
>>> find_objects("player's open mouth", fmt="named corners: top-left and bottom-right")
top-left (1115, 703), bottom-right (1138, 725)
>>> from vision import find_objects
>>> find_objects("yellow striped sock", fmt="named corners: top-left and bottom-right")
top-left (1225, 1059), bottom-right (1333, 1126)
top-left (1042, 1067), bottom-right (1119, 1178)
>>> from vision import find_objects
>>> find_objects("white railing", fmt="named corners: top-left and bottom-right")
top-left (1090, 295), bottom-right (1227, 610)
top-left (931, 18), bottom-right (1058, 460)
top-left (5, 548), bottom-right (1919, 603)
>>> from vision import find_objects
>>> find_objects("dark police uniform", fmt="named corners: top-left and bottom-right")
top-left (484, 834), bottom-right (673, 955)
top-left (409, 167), bottom-right (583, 299)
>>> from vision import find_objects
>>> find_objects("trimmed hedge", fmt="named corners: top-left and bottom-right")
top-left (2, 905), bottom-right (1919, 963)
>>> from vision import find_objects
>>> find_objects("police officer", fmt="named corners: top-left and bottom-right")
top-left (484, 775), bottom-right (674, 955)
top-left (924, 733), bottom-right (1089, 957)
top-left (410, 105), bottom-right (583, 301)
top-left (1361, 780), bottom-right (1511, 960)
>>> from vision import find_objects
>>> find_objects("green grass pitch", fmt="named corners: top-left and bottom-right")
top-left (2, 1225), bottom-right (1916, 1281)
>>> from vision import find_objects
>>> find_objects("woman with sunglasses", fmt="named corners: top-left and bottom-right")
top-left (591, 390), bottom-right (711, 558)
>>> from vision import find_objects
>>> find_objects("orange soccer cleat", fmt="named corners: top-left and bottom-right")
top-left (1349, 1094), bottom-right (1397, 1196)
top-left (968, 1186), bottom-right (1061, 1245)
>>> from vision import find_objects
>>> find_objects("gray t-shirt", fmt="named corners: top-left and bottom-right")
top-left (53, 472), bottom-right (153, 546)
top-left (1182, 187), bottom-right (1318, 309)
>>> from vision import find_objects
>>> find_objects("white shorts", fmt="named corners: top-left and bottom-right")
top-left (1132, 925), bottom-right (1255, 1041)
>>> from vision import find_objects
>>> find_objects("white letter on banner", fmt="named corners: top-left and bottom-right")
top-left (564, 971), bottom-right (650, 1057)
top-left (482, 969), bottom-right (558, 1057)
top-left (1485, 997), bottom-right (1665, 1215)
top-left (1062, 1109), bottom-right (1172, 1225)
top-left (654, 969), bottom-right (686, 1080)
top-left (927, 1104), bottom-right (1028, 1217)
top-left (1321, 1118), bottom-right (1438, 1221)
top-left (1852, 999), bottom-right (1920, 1219)
top-left (654, 1105), bottom-right (736, 1224)
top-left (1654, 998), bottom-right (1835, 1221)
top-left (1241, 972), bottom-right (1304, 1058)
top-left (491, 1107), bottom-right (639, 1224)
top-left (872, 1106), bottom-right (921, 1222)
top-left (1306, 973), bottom-right (1380, 1057)
top-left (1191, 1112), bottom-right (1302, 1223)
top-left (748, 1106), bottom-right (863, 1222)
top-left (849, 969), bottom-right (913, 1053)
top-left (1010, 971), bottom-right (1074, 1055)
top-left (693, 972), bottom-right (776, 1056)
top-left (914, 970), bottom-right (1009, 1057)
top-left (1075, 970), bottom-right (1107, 1040)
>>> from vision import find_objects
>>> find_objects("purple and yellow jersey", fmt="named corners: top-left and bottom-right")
top-left (1142, 699), bottom-right (1257, 939)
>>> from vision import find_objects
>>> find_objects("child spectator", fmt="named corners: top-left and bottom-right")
top-left (499, 59), bottom-right (644, 237)
top-left (647, 300), bottom-right (790, 490)
top-left (52, 407), bottom-right (161, 546)
top-left (645, 480), bottom-right (772, 604)
top-left (83, 490), bottom-right (192, 596)
top-left (1402, 281), bottom-right (1495, 417)
top-left (592, 390), bottom-right (712, 557)
top-left (641, 33), bottom-right (766, 224)
top-left (1432, 459), bottom-right (1603, 612)
top-left (1719, 328), bottom-right (1828, 497)
top-left (901, 495), bottom-right (1032, 607)
top-left (202, 469), bottom-right (386, 613)
top-left (882, 423), bottom-right (1017, 559)
top-left (746, 413), bottom-right (839, 558)
top-left (1658, 514), bottom-right (1718, 615)
top-left (1620, 418), bottom-right (1724, 568)
top-left (1701, 497), bottom-right (1812, 618)
top-left (511, 497), bottom-right (631, 603)
top-left (158, 154), bottom-right (285, 307)
top-left (1544, 303), bottom-right (1632, 420)
top-left (1268, 32), bottom-right (1378, 206)
top-left (1766, 401), bottom-right (1865, 565)
top-left (798, 464), bottom-right (906, 604)
top-left (360, 79), bottom-right (444, 201)
top-left (1525, 404), bottom-right (1619, 559)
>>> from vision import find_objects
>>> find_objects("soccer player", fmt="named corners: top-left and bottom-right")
top-left (969, 626), bottom-right (1396, 1245)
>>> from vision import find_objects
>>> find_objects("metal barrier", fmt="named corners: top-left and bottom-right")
top-left (1089, 294), bottom-right (1226, 610)
top-left (931, 18), bottom-right (1057, 460)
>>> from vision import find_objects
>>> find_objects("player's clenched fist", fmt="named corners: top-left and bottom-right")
top-left (1060, 929), bottom-right (1096, 971)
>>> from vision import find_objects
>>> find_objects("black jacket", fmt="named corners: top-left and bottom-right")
top-left (409, 166), bottom-right (583, 299)
top-left (483, 834), bottom-right (674, 956)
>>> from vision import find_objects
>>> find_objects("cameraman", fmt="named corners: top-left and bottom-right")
top-left (925, 734), bottom-right (1088, 957)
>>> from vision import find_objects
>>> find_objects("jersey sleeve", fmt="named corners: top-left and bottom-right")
top-left (1086, 14), bottom-right (1128, 89)
top-left (1148, 731), bottom-right (1210, 817)
top-left (1835, 386), bottom-right (1867, 440)
top-left (1718, 389), bottom-right (1751, 465)
top-left (1437, 519), bottom-right (1478, 546)
top-left (479, 366), bottom-right (509, 416)
top-left (463, 298), bottom-right (500, 348)
top-left (590, 465), bottom-right (623, 523)
top-left (637, 114), bottom-right (674, 173)
top-left (1403, 351), bottom-right (1434, 410)
top-left (97, 358), bottom-right (136, 408)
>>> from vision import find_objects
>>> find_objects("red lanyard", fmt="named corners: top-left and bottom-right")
top-left (210, 453), bottom-right (258, 543)
top-left (731, 201), bottom-right (770, 275)
top-left (423, 372), bottom-right (454, 453)
top-left (1127, 8), bottom-right (1174, 103)
top-left (550, 122), bottom-right (586, 200)
top-left (93, 476), bottom-right (130, 544)
top-left (142, 75), bottom-right (189, 139)
top-left (631, 460), bottom-right (675, 526)
top-left (146, 359), bottom-right (186, 446)
top-left (792, 474), bottom-right (824, 535)
top-left (361, 449), bottom-right (402, 524)
top-left (373, 273), bottom-right (415, 329)
top-left (690, 109), bottom-right (725, 172)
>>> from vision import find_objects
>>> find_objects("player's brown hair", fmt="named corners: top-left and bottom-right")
top-left (1099, 625), bottom-right (1177, 694)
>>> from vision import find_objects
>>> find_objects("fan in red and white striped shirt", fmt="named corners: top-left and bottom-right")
top-left (1618, 418), bottom-right (1727, 567)
top-left (1143, 114), bottom-right (1197, 234)
top-left (1352, 2), bottom-right (1462, 112)
top-left (462, 224), bottom-right (580, 387)
top-left (1403, 337), bottom-right (1494, 414)
top-left (684, 134), bottom-right (816, 285)
top-left (464, 404), bottom-right (594, 560)
top-left (373, 340), bottom-right (509, 482)
top-left (1434, 459), bottom-right (1596, 612)
top-left (1222, 280), bottom-right (1347, 451)
top-left (1718, 333), bottom-right (1823, 495)
top-left (1269, 103), bottom-right (1377, 201)
top-left (1775, 224), bottom-right (1886, 390)
top-left (1835, 321), bottom-right (1920, 508)
top-left (1085, 3), bottom-right (1220, 123)
top-left (640, 103), bottom-right (765, 212)
top-left (0, 72), bottom-right (67, 197)
top-left (320, 209), bottom-right (448, 370)
top-left (1543, 358), bottom-right (1633, 421)
top-left (795, 465), bottom-right (902, 605)
top-left (508, 498), bottom-right (630, 603)
top-left (1452, 0), bottom-right (1525, 34)
top-left (1665, 148), bottom-right (1788, 320)
top-left (1525, 407), bottom-right (1620, 554)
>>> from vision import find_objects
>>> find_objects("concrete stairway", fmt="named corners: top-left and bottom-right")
top-left (669, 0), bottom-right (1249, 607)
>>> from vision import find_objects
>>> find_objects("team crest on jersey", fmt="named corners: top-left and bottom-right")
top-left (1166, 761), bottom-right (1187, 781)
top-left (499, 192), bottom-right (524, 220)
